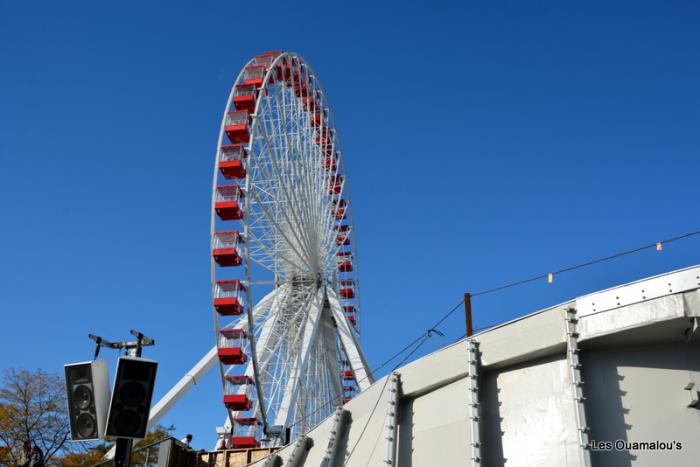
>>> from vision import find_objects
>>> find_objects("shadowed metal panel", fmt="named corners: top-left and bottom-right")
top-left (397, 378), bottom-right (470, 466)
top-left (583, 341), bottom-right (700, 467)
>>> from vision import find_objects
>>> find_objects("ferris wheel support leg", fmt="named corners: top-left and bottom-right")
top-left (325, 286), bottom-right (374, 390)
top-left (273, 288), bottom-right (326, 428)
top-left (318, 312), bottom-right (344, 401)
top-left (147, 345), bottom-right (219, 430)
top-left (150, 291), bottom-right (278, 432)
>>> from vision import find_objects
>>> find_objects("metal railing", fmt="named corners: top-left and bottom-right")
top-left (89, 436), bottom-right (172, 467)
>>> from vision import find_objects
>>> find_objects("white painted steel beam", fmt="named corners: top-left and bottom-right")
top-left (149, 289), bottom-right (279, 433)
top-left (148, 314), bottom-right (260, 432)
top-left (317, 312), bottom-right (344, 403)
top-left (247, 285), bottom-right (288, 374)
top-left (148, 345), bottom-right (216, 430)
top-left (466, 339), bottom-right (481, 466)
top-left (286, 437), bottom-right (314, 467)
top-left (565, 307), bottom-right (592, 467)
top-left (320, 408), bottom-right (350, 467)
top-left (326, 286), bottom-right (373, 390)
top-left (384, 372), bottom-right (401, 466)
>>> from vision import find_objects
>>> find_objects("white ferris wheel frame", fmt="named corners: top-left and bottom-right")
top-left (148, 52), bottom-right (373, 444)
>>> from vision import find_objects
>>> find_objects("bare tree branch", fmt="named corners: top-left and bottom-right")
top-left (0, 368), bottom-right (78, 463)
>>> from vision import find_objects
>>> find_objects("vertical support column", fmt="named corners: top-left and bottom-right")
top-left (261, 454), bottom-right (283, 467)
top-left (113, 438), bottom-right (133, 467)
top-left (321, 408), bottom-right (350, 467)
top-left (286, 437), bottom-right (314, 467)
top-left (466, 339), bottom-right (481, 466)
top-left (565, 307), bottom-right (592, 467)
top-left (384, 372), bottom-right (401, 466)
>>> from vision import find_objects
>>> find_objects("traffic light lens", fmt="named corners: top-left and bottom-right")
top-left (76, 413), bottom-right (96, 438)
top-left (120, 381), bottom-right (147, 406)
top-left (115, 410), bottom-right (141, 435)
top-left (73, 385), bottom-right (93, 410)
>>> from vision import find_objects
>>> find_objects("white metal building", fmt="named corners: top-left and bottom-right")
top-left (251, 264), bottom-right (700, 466)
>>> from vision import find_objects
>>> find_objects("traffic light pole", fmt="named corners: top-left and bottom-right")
top-left (90, 330), bottom-right (154, 467)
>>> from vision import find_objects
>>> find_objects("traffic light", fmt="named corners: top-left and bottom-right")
top-left (64, 360), bottom-right (110, 441)
top-left (106, 356), bottom-right (158, 439)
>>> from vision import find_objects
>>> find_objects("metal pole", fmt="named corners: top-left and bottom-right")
top-left (464, 293), bottom-right (473, 337)
top-left (565, 308), bottom-right (592, 467)
top-left (114, 439), bottom-right (133, 467)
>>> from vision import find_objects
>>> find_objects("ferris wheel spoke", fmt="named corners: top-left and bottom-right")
top-left (246, 188), bottom-right (314, 273)
top-left (245, 144), bottom-right (316, 272)
top-left (253, 120), bottom-right (317, 267)
top-left (257, 90), bottom-right (314, 246)
top-left (266, 69), bottom-right (327, 249)
top-left (245, 196), bottom-right (295, 270)
top-left (271, 287), bottom-right (325, 427)
top-left (245, 228), bottom-right (305, 274)
top-left (258, 88), bottom-right (319, 266)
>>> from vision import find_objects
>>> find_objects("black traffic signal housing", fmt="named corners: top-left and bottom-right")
top-left (64, 360), bottom-right (110, 441)
top-left (106, 356), bottom-right (158, 439)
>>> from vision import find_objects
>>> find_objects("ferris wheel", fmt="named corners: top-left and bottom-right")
top-left (210, 51), bottom-right (373, 448)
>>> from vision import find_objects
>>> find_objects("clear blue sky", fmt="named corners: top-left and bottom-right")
top-left (1, 0), bottom-right (699, 449)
